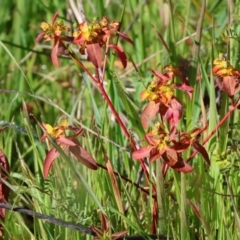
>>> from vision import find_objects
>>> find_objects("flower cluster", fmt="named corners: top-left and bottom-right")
top-left (212, 53), bottom-right (240, 97)
top-left (36, 12), bottom-right (71, 66)
top-left (133, 65), bottom-right (209, 173)
top-left (36, 12), bottom-right (133, 68)
top-left (40, 118), bottom-right (97, 179)
top-left (140, 65), bottom-right (193, 131)
top-left (132, 122), bottom-right (209, 173)
top-left (73, 17), bottom-right (120, 52)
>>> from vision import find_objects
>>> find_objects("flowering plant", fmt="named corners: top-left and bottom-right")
top-left (40, 118), bottom-right (97, 178)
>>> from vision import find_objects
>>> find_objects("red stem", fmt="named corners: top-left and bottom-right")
top-left (67, 49), bottom-right (99, 84)
top-left (187, 96), bottom-right (240, 162)
top-left (101, 37), bottom-right (110, 83)
top-left (68, 46), bottom-right (153, 189)
top-left (97, 83), bottom-right (152, 182)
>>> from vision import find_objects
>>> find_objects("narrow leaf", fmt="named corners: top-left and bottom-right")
top-left (86, 43), bottom-right (102, 68)
top-left (43, 148), bottom-right (60, 179)
top-left (51, 11), bottom-right (59, 25)
top-left (51, 38), bottom-right (60, 66)
top-left (69, 143), bottom-right (97, 170)
top-left (193, 141), bottom-right (210, 165)
top-left (35, 32), bottom-right (45, 43)
top-left (106, 157), bottom-right (124, 214)
top-left (117, 31), bottom-right (134, 45)
top-left (109, 44), bottom-right (127, 68)
top-left (100, 213), bottom-right (109, 232)
top-left (152, 70), bottom-right (170, 82)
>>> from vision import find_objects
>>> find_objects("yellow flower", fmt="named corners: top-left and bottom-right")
top-left (159, 84), bottom-right (174, 104)
top-left (40, 22), bottom-right (50, 31)
top-left (73, 22), bottom-right (101, 42)
top-left (44, 118), bottom-right (68, 139)
top-left (38, 13), bottom-right (69, 41)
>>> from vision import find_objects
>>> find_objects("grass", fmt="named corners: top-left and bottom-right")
top-left (1, 0), bottom-right (240, 239)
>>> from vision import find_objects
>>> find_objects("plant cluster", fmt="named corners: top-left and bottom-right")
top-left (1, 6), bottom-right (240, 240)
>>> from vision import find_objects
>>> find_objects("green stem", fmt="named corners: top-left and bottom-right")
top-left (180, 173), bottom-right (188, 240)
top-left (218, 93), bottom-right (229, 151)
top-left (156, 159), bottom-right (166, 234)
top-left (224, 173), bottom-right (240, 233)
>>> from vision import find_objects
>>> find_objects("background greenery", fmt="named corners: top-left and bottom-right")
top-left (0, 0), bottom-right (240, 239)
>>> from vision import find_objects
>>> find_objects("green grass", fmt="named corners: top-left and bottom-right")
top-left (1, 0), bottom-right (240, 239)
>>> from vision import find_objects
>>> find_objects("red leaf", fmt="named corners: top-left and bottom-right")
top-left (51, 38), bottom-right (60, 66)
top-left (0, 150), bottom-right (10, 222)
top-left (117, 31), bottom-right (134, 45)
top-left (43, 148), bottom-right (60, 179)
top-left (172, 140), bottom-right (190, 153)
top-left (90, 225), bottom-right (103, 236)
top-left (163, 154), bottom-right (194, 173)
top-left (86, 43), bottom-right (102, 68)
top-left (100, 213), bottom-right (109, 232)
top-left (52, 12), bottom-right (59, 25)
top-left (132, 146), bottom-right (152, 160)
top-left (141, 101), bottom-right (160, 129)
top-left (193, 141), bottom-right (210, 166)
top-left (35, 32), bottom-right (45, 43)
top-left (152, 70), bottom-right (170, 82)
top-left (58, 136), bottom-right (76, 146)
top-left (172, 160), bottom-right (194, 173)
top-left (222, 76), bottom-right (237, 96)
top-left (174, 83), bottom-right (194, 99)
top-left (215, 76), bottom-right (240, 96)
top-left (109, 44), bottom-right (127, 68)
top-left (69, 142), bottom-right (97, 170)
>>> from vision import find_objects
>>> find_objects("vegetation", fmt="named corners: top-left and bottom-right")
top-left (0, 0), bottom-right (240, 239)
